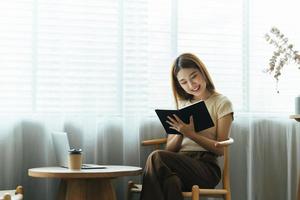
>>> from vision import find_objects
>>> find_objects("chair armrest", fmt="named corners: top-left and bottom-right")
top-left (141, 138), bottom-right (167, 146)
top-left (214, 137), bottom-right (234, 147)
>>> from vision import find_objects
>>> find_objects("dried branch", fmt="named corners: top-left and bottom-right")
top-left (265, 27), bottom-right (300, 83)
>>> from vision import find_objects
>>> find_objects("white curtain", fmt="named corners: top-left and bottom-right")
top-left (0, 114), bottom-right (299, 200)
top-left (230, 114), bottom-right (300, 200)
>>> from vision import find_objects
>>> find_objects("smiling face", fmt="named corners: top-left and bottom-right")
top-left (171, 53), bottom-right (215, 106)
top-left (176, 67), bottom-right (209, 101)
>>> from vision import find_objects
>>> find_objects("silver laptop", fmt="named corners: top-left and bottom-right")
top-left (52, 131), bottom-right (105, 169)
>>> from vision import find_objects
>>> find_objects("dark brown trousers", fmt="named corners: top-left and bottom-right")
top-left (140, 150), bottom-right (221, 200)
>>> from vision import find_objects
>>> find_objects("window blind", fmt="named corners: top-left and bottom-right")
top-left (249, 0), bottom-right (300, 113)
top-left (177, 0), bottom-right (244, 111)
top-left (1, 0), bottom-right (299, 115)
top-left (147, 0), bottom-right (174, 112)
top-left (36, 0), bottom-right (119, 114)
top-left (0, 1), bottom-right (34, 113)
top-left (122, 0), bottom-right (149, 114)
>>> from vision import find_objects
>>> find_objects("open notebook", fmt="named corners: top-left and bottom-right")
top-left (155, 100), bottom-right (214, 135)
top-left (52, 132), bottom-right (105, 169)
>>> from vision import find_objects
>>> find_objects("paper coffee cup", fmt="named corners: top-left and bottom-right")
top-left (68, 149), bottom-right (82, 170)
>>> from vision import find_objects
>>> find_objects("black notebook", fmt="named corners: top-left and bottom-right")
top-left (155, 101), bottom-right (214, 135)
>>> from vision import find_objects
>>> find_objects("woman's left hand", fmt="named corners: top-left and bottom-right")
top-left (166, 115), bottom-right (196, 138)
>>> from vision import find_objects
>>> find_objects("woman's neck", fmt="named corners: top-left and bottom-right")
top-left (192, 90), bottom-right (213, 101)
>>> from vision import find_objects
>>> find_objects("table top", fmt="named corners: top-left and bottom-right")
top-left (28, 165), bottom-right (142, 179)
top-left (290, 114), bottom-right (300, 122)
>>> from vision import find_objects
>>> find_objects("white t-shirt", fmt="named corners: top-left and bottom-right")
top-left (179, 93), bottom-right (233, 152)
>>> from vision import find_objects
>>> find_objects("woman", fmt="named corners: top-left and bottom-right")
top-left (140, 53), bottom-right (234, 200)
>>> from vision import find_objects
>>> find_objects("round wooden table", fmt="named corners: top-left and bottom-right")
top-left (28, 165), bottom-right (142, 200)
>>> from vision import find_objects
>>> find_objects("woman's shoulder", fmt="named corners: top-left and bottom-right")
top-left (212, 93), bottom-right (234, 116)
top-left (210, 92), bottom-right (232, 104)
top-left (208, 92), bottom-right (233, 112)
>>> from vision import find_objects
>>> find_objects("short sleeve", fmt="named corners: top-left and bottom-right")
top-left (217, 96), bottom-right (234, 120)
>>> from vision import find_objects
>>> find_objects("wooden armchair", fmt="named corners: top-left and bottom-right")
top-left (0, 186), bottom-right (23, 200)
top-left (127, 137), bottom-right (234, 200)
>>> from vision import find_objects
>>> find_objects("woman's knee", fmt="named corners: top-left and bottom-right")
top-left (147, 149), bottom-right (170, 163)
top-left (143, 150), bottom-right (165, 174)
top-left (144, 150), bottom-right (180, 184)
top-left (144, 150), bottom-right (171, 168)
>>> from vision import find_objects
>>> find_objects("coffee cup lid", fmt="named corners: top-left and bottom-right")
top-left (69, 148), bottom-right (82, 154)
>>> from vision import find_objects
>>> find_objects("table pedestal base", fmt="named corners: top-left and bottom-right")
top-left (58, 178), bottom-right (116, 200)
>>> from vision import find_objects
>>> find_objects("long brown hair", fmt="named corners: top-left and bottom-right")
top-left (171, 53), bottom-right (216, 108)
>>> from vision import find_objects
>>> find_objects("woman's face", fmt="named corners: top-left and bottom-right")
top-left (176, 67), bottom-right (208, 100)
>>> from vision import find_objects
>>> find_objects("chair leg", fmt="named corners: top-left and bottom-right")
top-left (127, 181), bottom-right (135, 200)
top-left (225, 191), bottom-right (231, 200)
top-left (192, 185), bottom-right (199, 200)
top-left (225, 190), bottom-right (231, 200)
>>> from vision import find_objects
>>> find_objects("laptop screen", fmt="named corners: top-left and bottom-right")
top-left (51, 132), bottom-right (70, 167)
